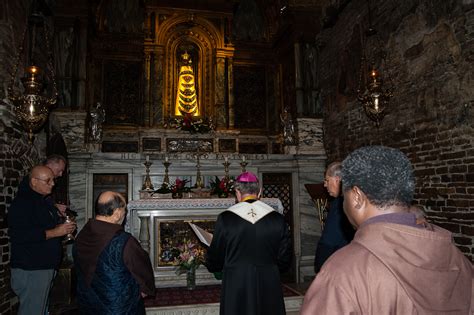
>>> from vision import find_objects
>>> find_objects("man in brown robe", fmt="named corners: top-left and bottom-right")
top-left (301, 146), bottom-right (473, 314)
top-left (73, 191), bottom-right (155, 314)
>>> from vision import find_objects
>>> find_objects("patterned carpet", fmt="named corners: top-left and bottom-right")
top-left (144, 284), bottom-right (302, 307)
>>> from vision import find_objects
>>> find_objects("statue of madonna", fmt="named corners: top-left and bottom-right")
top-left (175, 51), bottom-right (199, 116)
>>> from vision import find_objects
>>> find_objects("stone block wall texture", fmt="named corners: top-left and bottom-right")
top-left (0, 0), bottom-right (42, 313)
top-left (318, 0), bottom-right (474, 261)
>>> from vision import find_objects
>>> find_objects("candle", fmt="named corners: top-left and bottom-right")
top-left (224, 156), bottom-right (228, 163)
top-left (242, 155), bottom-right (246, 162)
top-left (146, 155), bottom-right (149, 162)
top-left (165, 155), bottom-right (169, 163)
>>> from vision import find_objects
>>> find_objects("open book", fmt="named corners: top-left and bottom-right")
top-left (188, 222), bottom-right (213, 246)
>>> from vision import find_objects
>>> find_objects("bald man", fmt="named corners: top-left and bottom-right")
top-left (73, 191), bottom-right (155, 314)
top-left (18, 155), bottom-right (68, 217)
top-left (8, 166), bottom-right (77, 315)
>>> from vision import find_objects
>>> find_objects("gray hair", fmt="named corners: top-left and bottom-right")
top-left (341, 146), bottom-right (414, 208)
top-left (234, 182), bottom-right (260, 195)
top-left (326, 161), bottom-right (342, 177)
top-left (43, 154), bottom-right (66, 166)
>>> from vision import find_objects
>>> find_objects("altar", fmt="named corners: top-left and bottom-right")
top-left (127, 197), bottom-right (284, 287)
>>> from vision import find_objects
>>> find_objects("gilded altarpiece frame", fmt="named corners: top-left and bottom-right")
top-left (154, 217), bottom-right (216, 268)
top-left (146, 12), bottom-right (234, 128)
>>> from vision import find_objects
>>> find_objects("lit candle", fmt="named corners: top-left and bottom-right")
top-left (146, 155), bottom-right (149, 162)
top-left (242, 155), bottom-right (246, 162)
top-left (224, 156), bottom-right (228, 163)
top-left (165, 155), bottom-right (169, 163)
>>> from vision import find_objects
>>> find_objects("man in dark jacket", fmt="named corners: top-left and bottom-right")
top-left (73, 191), bottom-right (155, 315)
top-left (314, 162), bottom-right (354, 273)
top-left (8, 166), bottom-right (76, 315)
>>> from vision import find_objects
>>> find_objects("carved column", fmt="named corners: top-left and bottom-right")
top-left (144, 51), bottom-right (151, 127)
top-left (152, 48), bottom-right (164, 126)
top-left (215, 57), bottom-right (226, 128)
top-left (294, 42), bottom-right (304, 115)
top-left (138, 215), bottom-right (151, 253)
top-left (227, 57), bottom-right (235, 129)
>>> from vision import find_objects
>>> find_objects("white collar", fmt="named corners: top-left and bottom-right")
top-left (227, 200), bottom-right (275, 224)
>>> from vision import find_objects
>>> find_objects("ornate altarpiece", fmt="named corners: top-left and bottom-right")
top-left (87, 2), bottom-right (282, 140)
top-left (145, 10), bottom-right (235, 128)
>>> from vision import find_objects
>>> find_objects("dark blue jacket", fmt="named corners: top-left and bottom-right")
top-left (314, 196), bottom-right (355, 273)
top-left (74, 232), bottom-right (144, 315)
top-left (8, 179), bottom-right (62, 270)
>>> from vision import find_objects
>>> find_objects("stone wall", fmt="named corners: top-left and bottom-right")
top-left (0, 0), bottom-right (45, 312)
top-left (319, 0), bottom-right (474, 261)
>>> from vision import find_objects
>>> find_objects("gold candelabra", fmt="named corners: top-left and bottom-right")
top-left (142, 159), bottom-right (154, 190)
top-left (239, 155), bottom-right (248, 173)
top-left (163, 160), bottom-right (171, 186)
top-left (194, 154), bottom-right (204, 189)
top-left (223, 157), bottom-right (230, 180)
top-left (239, 162), bottom-right (248, 173)
top-left (313, 198), bottom-right (328, 231)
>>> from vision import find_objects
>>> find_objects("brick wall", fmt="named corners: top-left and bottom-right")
top-left (0, 0), bottom-right (43, 313)
top-left (318, 0), bottom-right (474, 261)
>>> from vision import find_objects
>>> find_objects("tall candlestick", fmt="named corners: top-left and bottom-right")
top-left (242, 155), bottom-right (246, 162)
top-left (224, 155), bottom-right (228, 163)
top-left (165, 155), bottom-right (169, 163)
top-left (162, 160), bottom-right (171, 186)
top-left (195, 154), bottom-right (203, 189)
top-left (142, 159), bottom-right (154, 190)
top-left (223, 158), bottom-right (230, 180)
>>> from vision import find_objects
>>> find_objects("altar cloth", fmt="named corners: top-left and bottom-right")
top-left (128, 198), bottom-right (284, 214)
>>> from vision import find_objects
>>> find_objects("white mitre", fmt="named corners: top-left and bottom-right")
top-left (227, 200), bottom-right (275, 224)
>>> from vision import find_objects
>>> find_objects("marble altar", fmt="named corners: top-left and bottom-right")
top-left (127, 197), bottom-right (283, 287)
top-left (68, 152), bottom-right (326, 282)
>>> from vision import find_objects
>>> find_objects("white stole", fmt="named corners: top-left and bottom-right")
top-left (227, 200), bottom-right (275, 224)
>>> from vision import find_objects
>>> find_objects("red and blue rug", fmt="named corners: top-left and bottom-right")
top-left (144, 284), bottom-right (302, 307)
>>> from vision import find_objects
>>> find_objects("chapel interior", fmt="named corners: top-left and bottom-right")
top-left (1, 0), bottom-right (473, 313)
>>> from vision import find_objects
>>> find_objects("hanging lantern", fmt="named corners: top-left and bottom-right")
top-left (357, 2), bottom-right (393, 127)
top-left (8, 11), bottom-right (57, 142)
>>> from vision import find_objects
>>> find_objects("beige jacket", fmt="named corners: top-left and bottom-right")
top-left (301, 222), bottom-right (473, 315)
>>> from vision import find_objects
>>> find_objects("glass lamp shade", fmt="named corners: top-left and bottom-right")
top-left (12, 91), bottom-right (51, 141)
top-left (9, 64), bottom-right (56, 142)
top-left (358, 67), bottom-right (392, 126)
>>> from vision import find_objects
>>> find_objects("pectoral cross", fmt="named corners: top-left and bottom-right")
top-left (248, 208), bottom-right (257, 218)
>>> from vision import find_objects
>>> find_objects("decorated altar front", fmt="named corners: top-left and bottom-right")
top-left (127, 197), bottom-right (284, 287)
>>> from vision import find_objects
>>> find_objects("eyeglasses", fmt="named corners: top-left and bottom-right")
top-left (34, 177), bottom-right (55, 185)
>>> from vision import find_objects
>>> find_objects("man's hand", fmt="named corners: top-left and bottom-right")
top-left (140, 292), bottom-right (147, 298)
top-left (45, 222), bottom-right (76, 240)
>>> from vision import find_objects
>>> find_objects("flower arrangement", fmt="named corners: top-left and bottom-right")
top-left (210, 176), bottom-right (235, 197)
top-left (171, 178), bottom-right (191, 194)
top-left (153, 178), bottom-right (191, 195)
top-left (166, 113), bottom-right (215, 134)
top-left (173, 239), bottom-right (205, 275)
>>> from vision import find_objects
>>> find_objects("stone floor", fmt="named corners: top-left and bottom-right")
top-left (50, 282), bottom-right (311, 315)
